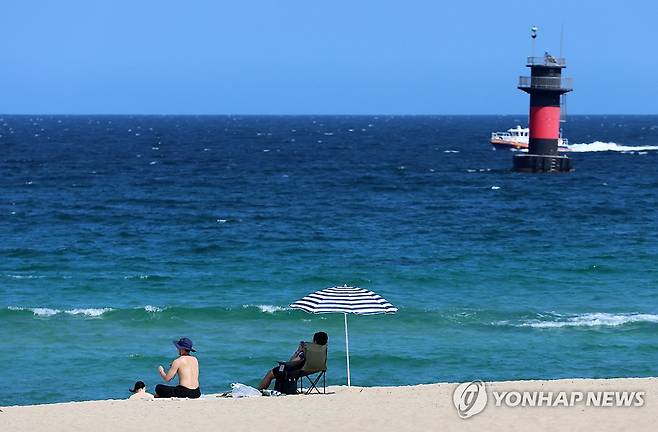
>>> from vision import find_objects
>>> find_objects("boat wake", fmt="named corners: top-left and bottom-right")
top-left (567, 141), bottom-right (658, 153)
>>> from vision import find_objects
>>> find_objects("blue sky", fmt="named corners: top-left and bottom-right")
top-left (1, 0), bottom-right (656, 114)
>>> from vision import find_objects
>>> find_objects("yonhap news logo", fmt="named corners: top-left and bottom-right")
top-left (453, 380), bottom-right (487, 419)
top-left (452, 380), bottom-right (646, 420)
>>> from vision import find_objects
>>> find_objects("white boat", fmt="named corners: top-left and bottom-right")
top-left (490, 126), bottom-right (569, 151)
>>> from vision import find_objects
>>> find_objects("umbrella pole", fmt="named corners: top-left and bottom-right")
top-left (344, 313), bottom-right (351, 387)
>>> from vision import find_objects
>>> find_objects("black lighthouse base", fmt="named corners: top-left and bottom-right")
top-left (513, 154), bottom-right (572, 173)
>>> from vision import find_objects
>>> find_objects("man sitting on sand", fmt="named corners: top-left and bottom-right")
top-left (155, 337), bottom-right (201, 399)
top-left (128, 381), bottom-right (154, 400)
top-left (258, 331), bottom-right (328, 390)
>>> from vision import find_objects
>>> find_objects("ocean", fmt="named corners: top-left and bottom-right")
top-left (1, 115), bottom-right (657, 406)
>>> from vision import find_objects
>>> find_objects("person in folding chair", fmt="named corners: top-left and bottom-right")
top-left (258, 331), bottom-right (328, 394)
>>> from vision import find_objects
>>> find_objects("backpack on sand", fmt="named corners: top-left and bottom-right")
top-left (274, 370), bottom-right (298, 395)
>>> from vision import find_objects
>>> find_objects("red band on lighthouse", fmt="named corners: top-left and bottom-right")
top-left (529, 106), bottom-right (560, 139)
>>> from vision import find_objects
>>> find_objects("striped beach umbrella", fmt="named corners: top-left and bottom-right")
top-left (290, 285), bottom-right (398, 387)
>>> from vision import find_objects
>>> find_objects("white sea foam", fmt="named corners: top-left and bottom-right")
top-left (34, 308), bottom-right (61, 317)
top-left (491, 186), bottom-right (501, 190)
top-left (64, 308), bottom-right (113, 317)
top-left (8, 306), bottom-right (60, 317)
top-left (5, 274), bottom-right (45, 279)
top-left (124, 274), bottom-right (152, 280)
top-left (443, 150), bottom-right (460, 153)
top-left (567, 142), bottom-right (658, 153)
top-left (514, 313), bottom-right (658, 328)
top-left (243, 304), bottom-right (290, 313)
top-left (9, 305), bottom-right (159, 317)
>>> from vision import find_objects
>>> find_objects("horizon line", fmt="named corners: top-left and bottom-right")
top-left (2, 113), bottom-right (657, 117)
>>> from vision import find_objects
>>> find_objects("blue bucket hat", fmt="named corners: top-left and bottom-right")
top-left (173, 337), bottom-right (196, 352)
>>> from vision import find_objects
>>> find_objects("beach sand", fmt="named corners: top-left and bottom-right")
top-left (2, 378), bottom-right (656, 432)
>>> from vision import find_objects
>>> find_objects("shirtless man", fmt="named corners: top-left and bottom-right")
top-left (154, 337), bottom-right (201, 398)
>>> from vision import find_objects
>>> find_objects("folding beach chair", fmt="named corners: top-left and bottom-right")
top-left (296, 342), bottom-right (327, 395)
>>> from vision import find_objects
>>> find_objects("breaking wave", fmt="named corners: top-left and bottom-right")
top-left (242, 304), bottom-right (291, 314)
top-left (8, 306), bottom-right (60, 317)
top-left (65, 308), bottom-right (113, 317)
top-left (6, 306), bottom-right (658, 331)
top-left (505, 313), bottom-right (658, 329)
top-left (7, 306), bottom-right (113, 317)
top-left (4, 304), bottom-right (293, 319)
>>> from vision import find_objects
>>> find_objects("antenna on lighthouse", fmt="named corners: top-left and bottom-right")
top-left (531, 26), bottom-right (538, 57)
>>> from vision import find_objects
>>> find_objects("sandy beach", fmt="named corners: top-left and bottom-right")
top-left (2, 377), bottom-right (656, 432)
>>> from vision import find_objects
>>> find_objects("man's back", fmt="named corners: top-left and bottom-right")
top-left (174, 355), bottom-right (199, 389)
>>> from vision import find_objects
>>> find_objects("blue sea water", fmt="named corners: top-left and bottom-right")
top-left (1, 115), bottom-right (657, 406)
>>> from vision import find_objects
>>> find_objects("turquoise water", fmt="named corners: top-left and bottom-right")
top-left (2, 115), bottom-right (658, 406)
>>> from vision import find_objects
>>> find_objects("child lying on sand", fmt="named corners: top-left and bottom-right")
top-left (129, 381), bottom-right (154, 400)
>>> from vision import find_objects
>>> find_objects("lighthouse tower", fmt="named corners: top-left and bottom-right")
top-left (513, 51), bottom-right (573, 172)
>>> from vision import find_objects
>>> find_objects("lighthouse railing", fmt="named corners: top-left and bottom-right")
top-left (526, 56), bottom-right (566, 67)
top-left (518, 76), bottom-right (573, 91)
